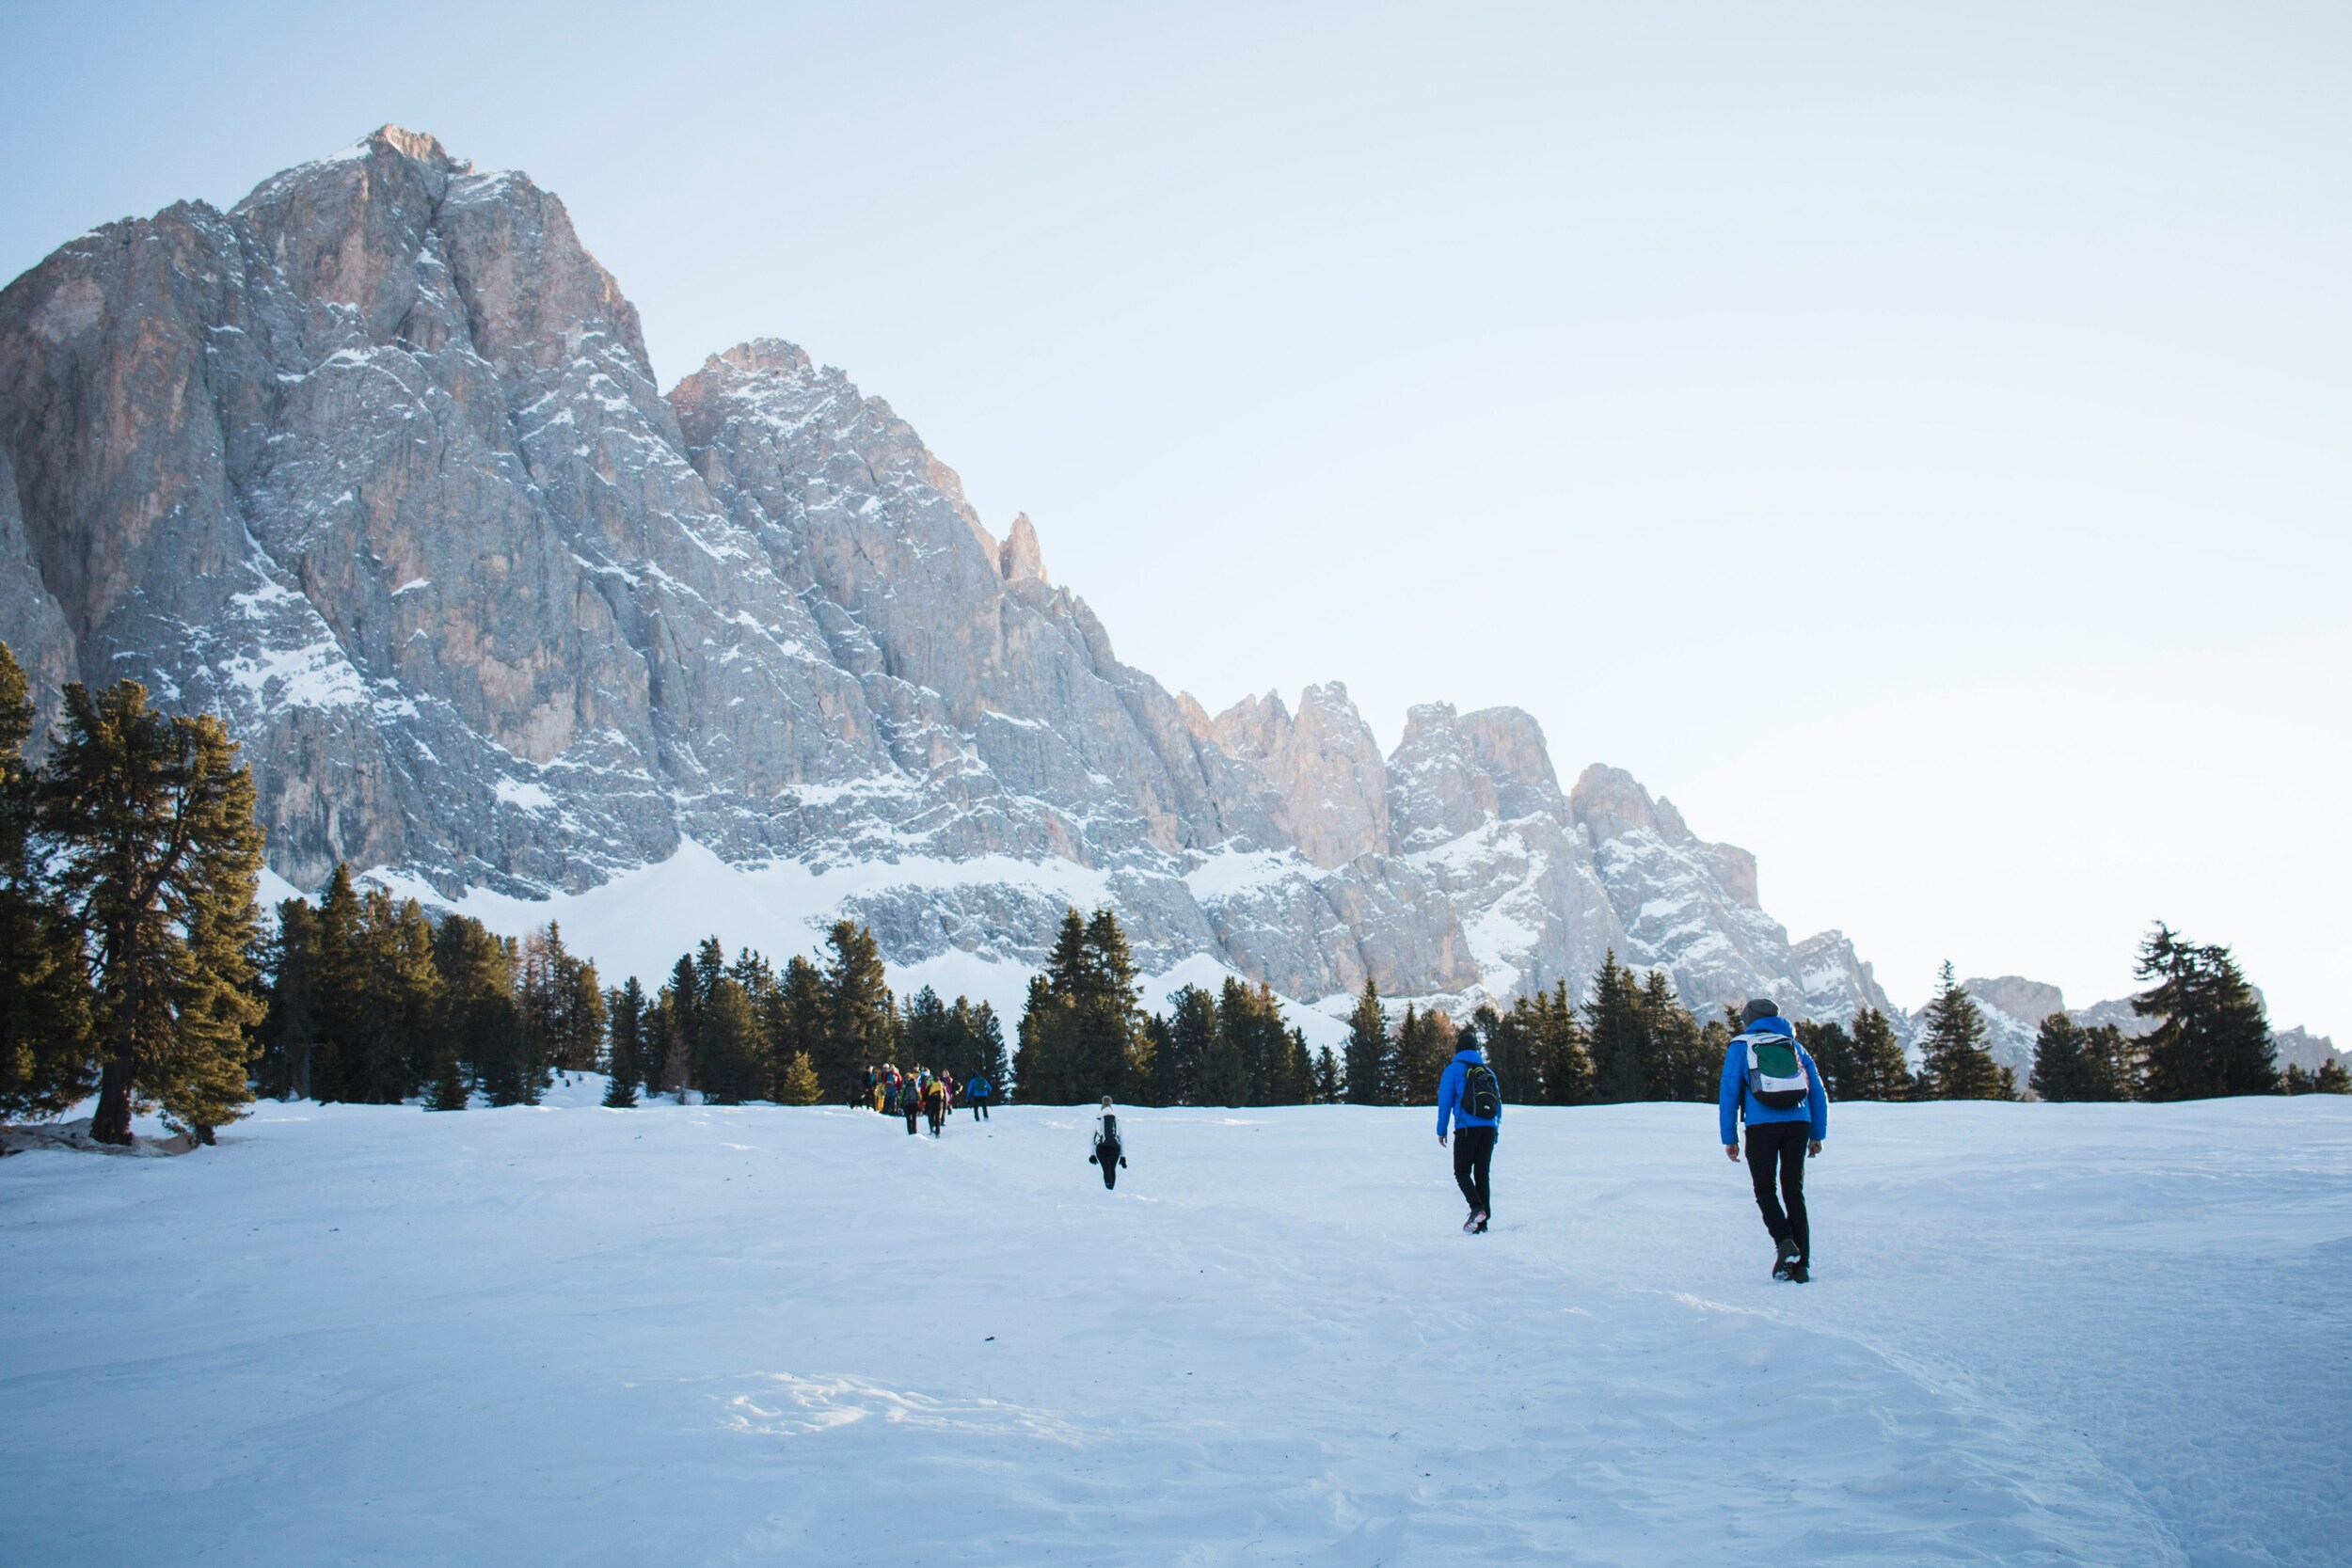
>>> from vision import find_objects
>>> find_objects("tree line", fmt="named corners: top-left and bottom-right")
top-left (1, 641), bottom-right (2334, 1141)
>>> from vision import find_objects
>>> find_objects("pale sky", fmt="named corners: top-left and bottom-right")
top-left (4, 2), bottom-right (2344, 1034)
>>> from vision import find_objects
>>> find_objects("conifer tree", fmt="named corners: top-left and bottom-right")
top-left (2281, 1062), bottom-right (2312, 1095)
top-left (1312, 1043), bottom-right (1343, 1102)
top-left (342, 889), bottom-right (440, 1102)
top-left (0, 642), bottom-right (91, 1119)
top-left (1795, 1019), bottom-right (1856, 1101)
top-left (778, 1050), bottom-right (822, 1105)
top-left (1518, 982), bottom-right (1592, 1104)
top-left (257, 899), bottom-right (320, 1101)
top-left (2028, 1013), bottom-right (2113, 1102)
top-left (1479, 1002), bottom-right (1534, 1103)
top-left (426, 1040), bottom-right (470, 1111)
top-left (1156, 983), bottom-right (1219, 1105)
top-left (2132, 924), bottom-right (2277, 1100)
top-left (40, 681), bottom-right (263, 1144)
top-left (1638, 971), bottom-right (1708, 1101)
top-left (1915, 962), bottom-right (2016, 1100)
top-left (2314, 1057), bottom-right (2350, 1095)
top-left (819, 921), bottom-right (893, 1096)
top-left (698, 976), bottom-right (764, 1104)
top-left (1071, 907), bottom-right (1145, 1100)
top-left (1011, 972), bottom-right (1071, 1105)
top-left (1845, 1006), bottom-right (1911, 1101)
top-left (602, 979), bottom-right (644, 1107)
top-left (660, 954), bottom-right (701, 1101)
top-left (1343, 979), bottom-right (1391, 1105)
top-left (1582, 952), bottom-right (1649, 1103)
top-left (1396, 1005), bottom-right (1453, 1104)
top-left (434, 915), bottom-right (525, 1105)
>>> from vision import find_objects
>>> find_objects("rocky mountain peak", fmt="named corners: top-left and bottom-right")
top-left (0, 128), bottom-right (1922, 1035)
top-left (1000, 513), bottom-right (1047, 583)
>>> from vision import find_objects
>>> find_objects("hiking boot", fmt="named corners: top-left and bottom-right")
top-left (1473, 1212), bottom-right (1489, 1234)
top-left (1788, 1260), bottom-right (1810, 1284)
top-left (1462, 1212), bottom-right (1482, 1233)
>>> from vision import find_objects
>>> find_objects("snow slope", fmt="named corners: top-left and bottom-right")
top-left (2, 1097), bottom-right (2345, 1565)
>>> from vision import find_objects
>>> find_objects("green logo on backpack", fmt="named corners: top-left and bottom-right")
top-left (1460, 1062), bottom-right (1501, 1120)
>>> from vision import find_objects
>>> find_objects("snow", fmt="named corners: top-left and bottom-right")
top-left (493, 776), bottom-right (555, 811)
top-left (2, 1097), bottom-right (2343, 1565)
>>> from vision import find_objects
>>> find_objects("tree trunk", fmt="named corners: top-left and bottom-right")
top-left (89, 1055), bottom-right (135, 1145)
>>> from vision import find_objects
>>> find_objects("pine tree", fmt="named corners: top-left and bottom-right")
top-left (0, 641), bottom-right (92, 1120)
top-left (1396, 1005), bottom-right (1453, 1104)
top-left (1072, 908), bottom-right (1145, 1100)
top-left (433, 915), bottom-right (524, 1105)
top-left (819, 921), bottom-right (893, 1096)
top-left (1521, 982), bottom-right (1593, 1104)
top-left (1480, 1003), bottom-right (1534, 1104)
top-left (426, 1041), bottom-right (470, 1111)
top-left (308, 864), bottom-right (363, 1101)
top-left (698, 976), bottom-right (764, 1104)
top-left (602, 979), bottom-right (644, 1108)
top-left (1845, 1006), bottom-right (1911, 1101)
top-left (2028, 1012), bottom-right (2090, 1101)
top-left (778, 1049), bottom-right (822, 1105)
top-left (1156, 984), bottom-right (1219, 1105)
top-left (40, 681), bottom-right (264, 1144)
top-left (1343, 979), bottom-right (1391, 1105)
top-left (2314, 1057), bottom-right (2350, 1095)
top-left (2132, 924), bottom-right (2277, 1101)
top-left (1795, 1019), bottom-right (1856, 1101)
top-left (1915, 962), bottom-right (2015, 1101)
top-left (1638, 971), bottom-right (1708, 1101)
top-left (765, 956), bottom-right (828, 1102)
top-left (1582, 952), bottom-right (1649, 1103)
top-left (1312, 1043), bottom-right (1343, 1103)
top-left (1012, 972), bottom-right (1071, 1105)
top-left (257, 898), bottom-right (320, 1101)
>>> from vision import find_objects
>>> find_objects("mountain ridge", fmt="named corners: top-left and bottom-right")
top-left (0, 126), bottom-right (1896, 1029)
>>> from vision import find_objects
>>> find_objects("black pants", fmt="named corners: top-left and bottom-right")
top-left (903, 1106), bottom-right (919, 1134)
top-left (971, 1101), bottom-right (988, 1119)
top-left (1452, 1126), bottom-right (1496, 1217)
top-left (1744, 1120), bottom-right (1811, 1261)
top-left (1098, 1139), bottom-right (1120, 1188)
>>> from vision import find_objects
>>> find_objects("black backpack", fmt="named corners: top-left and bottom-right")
top-left (1459, 1062), bottom-right (1501, 1120)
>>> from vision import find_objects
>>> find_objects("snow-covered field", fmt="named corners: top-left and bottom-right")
top-left (2, 1093), bottom-right (2345, 1566)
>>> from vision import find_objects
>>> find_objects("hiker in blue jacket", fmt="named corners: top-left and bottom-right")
top-left (1720, 997), bottom-right (1829, 1282)
top-left (1436, 1023), bottom-right (1502, 1234)
top-left (966, 1073), bottom-right (992, 1120)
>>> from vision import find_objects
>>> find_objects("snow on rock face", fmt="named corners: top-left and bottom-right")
top-left (0, 127), bottom-right (1905, 1025)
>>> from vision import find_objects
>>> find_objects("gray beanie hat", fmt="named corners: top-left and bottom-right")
top-left (1740, 997), bottom-right (1781, 1026)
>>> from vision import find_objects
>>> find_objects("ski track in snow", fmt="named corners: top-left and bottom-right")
top-left (1, 1096), bottom-right (2345, 1565)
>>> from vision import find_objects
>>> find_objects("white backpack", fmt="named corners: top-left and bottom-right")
top-left (1740, 1032), bottom-right (1810, 1111)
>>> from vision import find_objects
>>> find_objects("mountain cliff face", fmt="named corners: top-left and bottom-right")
top-left (0, 128), bottom-right (1899, 1024)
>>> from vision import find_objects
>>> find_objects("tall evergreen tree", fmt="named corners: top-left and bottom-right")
top-left (1520, 982), bottom-right (1593, 1105)
top-left (659, 953), bottom-right (701, 1100)
top-left (1795, 1018), bottom-right (1856, 1101)
top-left (1583, 952), bottom-right (1649, 1103)
top-left (1011, 972), bottom-right (1071, 1105)
top-left (1638, 971), bottom-right (1708, 1101)
top-left (698, 976), bottom-right (765, 1104)
top-left (1311, 1043), bottom-right (1343, 1103)
top-left (1479, 1002), bottom-right (1536, 1104)
top-left (2028, 1012), bottom-right (2132, 1102)
top-left (602, 979), bottom-right (644, 1107)
top-left (1395, 1005), bottom-right (1453, 1104)
top-left (2132, 924), bottom-right (2276, 1101)
top-left (1343, 979), bottom-right (1391, 1105)
top-left (820, 921), bottom-right (893, 1096)
top-left (1915, 962), bottom-right (2016, 1101)
top-left (1845, 1006), bottom-right (1911, 1101)
top-left (256, 899), bottom-right (321, 1101)
top-left (40, 681), bottom-right (263, 1144)
top-left (433, 915), bottom-right (525, 1105)
top-left (764, 956), bottom-right (828, 1102)
top-left (1156, 984), bottom-right (1220, 1105)
top-left (0, 641), bottom-right (92, 1120)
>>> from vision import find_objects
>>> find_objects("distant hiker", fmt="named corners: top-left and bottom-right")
top-left (967, 1073), bottom-right (993, 1120)
top-left (1089, 1096), bottom-right (1127, 1189)
top-left (924, 1075), bottom-right (947, 1137)
top-left (902, 1074), bottom-right (922, 1136)
top-left (1436, 1022), bottom-right (1502, 1233)
top-left (1720, 997), bottom-right (1828, 1282)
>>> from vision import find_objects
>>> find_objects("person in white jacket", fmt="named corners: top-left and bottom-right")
top-left (1089, 1096), bottom-right (1128, 1190)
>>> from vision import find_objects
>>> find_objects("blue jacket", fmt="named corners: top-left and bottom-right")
top-left (1436, 1048), bottom-right (1501, 1136)
top-left (968, 1076), bottom-right (992, 1100)
top-left (1717, 1017), bottom-right (1828, 1145)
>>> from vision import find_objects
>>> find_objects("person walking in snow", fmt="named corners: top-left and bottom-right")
top-left (902, 1071), bottom-right (922, 1136)
top-left (966, 1072), bottom-right (993, 1120)
top-left (1089, 1096), bottom-right (1127, 1189)
top-left (1720, 997), bottom-right (1828, 1282)
top-left (924, 1074), bottom-right (947, 1137)
top-left (1437, 1022), bottom-right (1502, 1233)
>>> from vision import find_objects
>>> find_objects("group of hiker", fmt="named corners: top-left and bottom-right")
top-left (1435, 992), bottom-right (1828, 1280)
top-left (866, 988), bottom-right (1826, 1282)
top-left (862, 1064), bottom-right (994, 1136)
